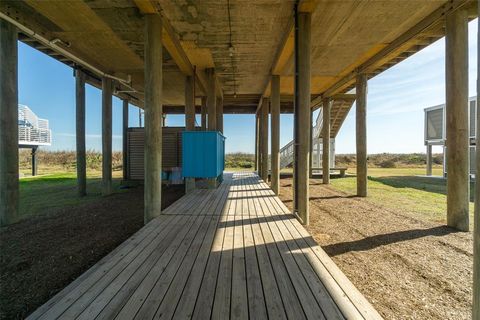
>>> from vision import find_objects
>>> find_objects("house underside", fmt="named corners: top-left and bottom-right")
top-left (0, 0), bottom-right (479, 319)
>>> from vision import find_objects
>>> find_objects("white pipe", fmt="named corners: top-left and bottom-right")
top-left (0, 12), bottom-right (136, 92)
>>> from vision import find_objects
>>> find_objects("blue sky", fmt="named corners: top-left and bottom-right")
top-left (19, 19), bottom-right (477, 154)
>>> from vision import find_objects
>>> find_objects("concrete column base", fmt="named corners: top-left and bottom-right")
top-left (185, 178), bottom-right (196, 193)
top-left (206, 178), bottom-right (218, 189)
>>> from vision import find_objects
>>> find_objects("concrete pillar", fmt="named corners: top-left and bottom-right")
top-left (201, 97), bottom-right (207, 130)
top-left (271, 75), bottom-right (280, 194)
top-left (0, 20), bottom-right (19, 226)
top-left (356, 73), bottom-right (367, 197)
top-left (322, 98), bottom-right (331, 184)
top-left (294, 10), bottom-right (311, 225)
top-left (185, 75), bottom-right (195, 192)
top-left (445, 8), bottom-right (469, 231)
top-left (102, 77), bottom-right (113, 196)
top-left (474, 2), bottom-right (480, 315)
top-left (144, 14), bottom-right (163, 223)
top-left (426, 144), bottom-right (433, 176)
top-left (206, 68), bottom-right (217, 131)
top-left (31, 147), bottom-right (38, 176)
top-left (76, 69), bottom-right (87, 195)
top-left (260, 98), bottom-right (269, 181)
top-left (122, 99), bottom-right (129, 181)
top-left (216, 96), bottom-right (223, 133)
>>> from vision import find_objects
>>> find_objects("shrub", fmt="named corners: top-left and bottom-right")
top-left (239, 161), bottom-right (253, 168)
top-left (378, 159), bottom-right (396, 168)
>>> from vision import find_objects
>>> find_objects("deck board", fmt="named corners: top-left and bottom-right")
top-left (28, 172), bottom-right (382, 320)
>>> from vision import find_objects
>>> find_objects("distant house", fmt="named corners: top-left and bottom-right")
top-left (18, 104), bottom-right (51, 147)
top-left (424, 97), bottom-right (477, 177)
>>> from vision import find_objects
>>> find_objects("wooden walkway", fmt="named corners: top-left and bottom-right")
top-left (28, 172), bottom-right (382, 320)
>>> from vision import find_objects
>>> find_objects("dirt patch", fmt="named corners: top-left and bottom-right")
top-left (278, 177), bottom-right (473, 320)
top-left (0, 184), bottom-right (184, 319)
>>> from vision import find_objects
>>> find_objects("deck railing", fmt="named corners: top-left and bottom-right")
top-left (278, 109), bottom-right (323, 169)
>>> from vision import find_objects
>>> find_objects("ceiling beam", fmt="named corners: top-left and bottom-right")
top-left (133, 0), bottom-right (210, 96)
top-left (322, 0), bottom-right (475, 97)
top-left (255, 0), bottom-right (318, 113)
top-left (311, 93), bottom-right (356, 111)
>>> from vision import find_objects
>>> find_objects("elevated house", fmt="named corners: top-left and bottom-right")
top-left (18, 104), bottom-right (52, 176)
top-left (424, 96), bottom-right (477, 177)
top-left (0, 1), bottom-right (478, 319)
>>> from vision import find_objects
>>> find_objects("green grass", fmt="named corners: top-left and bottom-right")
top-left (330, 167), bottom-right (475, 227)
top-left (18, 171), bottom-right (123, 222)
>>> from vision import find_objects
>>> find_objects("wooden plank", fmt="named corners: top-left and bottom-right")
top-left (191, 211), bottom-right (229, 319)
top-left (242, 184), bottom-right (269, 319)
top-left (199, 178), bottom-right (230, 216)
top-left (26, 216), bottom-right (169, 319)
top-left (231, 212), bottom-right (249, 319)
top-left (248, 196), bottom-right (289, 319)
top-left (211, 214), bottom-right (234, 319)
top-left (253, 183), bottom-right (324, 319)
top-left (266, 210), bottom-right (344, 318)
top-left (76, 216), bottom-right (195, 319)
top-left (29, 172), bottom-right (381, 320)
top-left (31, 215), bottom-right (179, 320)
top-left (255, 178), bottom-right (348, 319)
top-left (59, 215), bottom-right (192, 319)
top-left (152, 215), bottom-right (221, 319)
top-left (170, 215), bottom-right (224, 318)
top-left (114, 214), bottom-right (204, 319)
top-left (255, 172), bottom-right (381, 319)
top-left (228, 178), bottom-right (238, 216)
top-left (152, 181), bottom-right (231, 318)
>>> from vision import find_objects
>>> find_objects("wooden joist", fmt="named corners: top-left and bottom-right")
top-left (323, 0), bottom-right (475, 97)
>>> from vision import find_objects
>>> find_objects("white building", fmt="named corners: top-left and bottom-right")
top-left (18, 104), bottom-right (52, 147)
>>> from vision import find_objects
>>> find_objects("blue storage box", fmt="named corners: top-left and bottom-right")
top-left (182, 131), bottom-right (225, 179)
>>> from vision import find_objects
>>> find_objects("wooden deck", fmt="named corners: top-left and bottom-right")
top-left (28, 172), bottom-right (382, 320)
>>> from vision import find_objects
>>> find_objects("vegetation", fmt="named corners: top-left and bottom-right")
top-left (18, 151), bottom-right (458, 225)
top-left (17, 171), bottom-right (123, 222)
top-left (19, 149), bottom-right (122, 176)
top-left (17, 150), bottom-right (125, 222)
top-left (335, 153), bottom-right (443, 168)
top-left (330, 167), bottom-right (475, 227)
top-left (225, 152), bottom-right (255, 169)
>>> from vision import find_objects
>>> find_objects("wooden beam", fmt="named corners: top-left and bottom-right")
top-left (256, 0), bottom-right (316, 113)
top-left (272, 22), bottom-right (294, 75)
top-left (144, 13), bottom-right (163, 222)
top-left (133, 0), bottom-right (208, 95)
top-left (323, 0), bottom-right (474, 97)
top-left (76, 69), bottom-right (87, 196)
top-left (0, 19), bottom-right (19, 226)
top-left (445, 8), bottom-right (469, 231)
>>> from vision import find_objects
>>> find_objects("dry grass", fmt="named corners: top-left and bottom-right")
top-left (19, 150), bottom-right (123, 177)
top-left (335, 153), bottom-right (443, 168)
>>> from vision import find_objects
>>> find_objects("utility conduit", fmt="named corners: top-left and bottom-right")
top-left (0, 12), bottom-right (137, 93)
